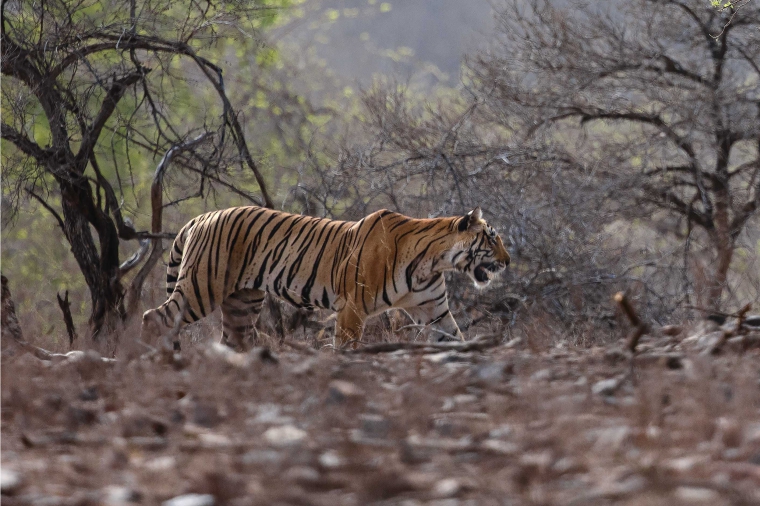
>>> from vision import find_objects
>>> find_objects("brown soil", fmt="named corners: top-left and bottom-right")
top-left (2, 335), bottom-right (760, 505)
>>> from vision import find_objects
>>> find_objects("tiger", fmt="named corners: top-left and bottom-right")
top-left (141, 206), bottom-right (510, 350)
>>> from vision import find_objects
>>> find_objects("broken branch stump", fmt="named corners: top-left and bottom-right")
top-left (57, 290), bottom-right (78, 347)
top-left (614, 292), bottom-right (650, 353)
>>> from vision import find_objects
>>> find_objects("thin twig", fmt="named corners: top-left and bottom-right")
top-left (711, 303), bottom-right (752, 355)
top-left (396, 324), bottom-right (462, 342)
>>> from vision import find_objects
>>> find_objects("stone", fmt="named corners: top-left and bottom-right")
top-left (241, 450), bottom-right (282, 466)
top-left (283, 466), bottom-right (320, 484)
top-left (488, 424), bottom-right (513, 438)
top-left (318, 450), bottom-right (345, 469)
top-left (143, 456), bottom-right (176, 471)
top-left (664, 455), bottom-right (707, 473)
top-left (432, 478), bottom-right (461, 498)
top-left (205, 342), bottom-right (249, 368)
top-left (674, 487), bottom-right (720, 503)
top-left (470, 361), bottom-right (511, 384)
top-left (481, 439), bottom-right (519, 455)
top-left (552, 457), bottom-right (582, 474)
top-left (249, 403), bottom-right (294, 425)
top-left (715, 417), bottom-right (742, 448)
top-left (197, 432), bottom-right (232, 448)
top-left (292, 357), bottom-right (318, 375)
top-left (327, 380), bottom-right (364, 403)
top-left (591, 426), bottom-right (630, 451)
top-left (162, 494), bottom-right (215, 506)
top-left (0, 468), bottom-right (21, 495)
top-left (530, 368), bottom-right (552, 382)
top-left (425, 351), bottom-right (462, 364)
top-left (102, 485), bottom-right (142, 505)
top-left (519, 451), bottom-right (553, 473)
top-left (592, 377), bottom-right (621, 396)
top-left (360, 414), bottom-right (390, 439)
top-left (743, 422), bottom-right (760, 444)
top-left (263, 425), bottom-right (307, 446)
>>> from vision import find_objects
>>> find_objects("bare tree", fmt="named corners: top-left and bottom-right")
top-left (469, 0), bottom-right (760, 309)
top-left (1, 0), bottom-right (276, 338)
top-left (289, 82), bottom-right (634, 340)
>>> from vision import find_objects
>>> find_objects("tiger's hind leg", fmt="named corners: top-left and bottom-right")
top-left (220, 288), bottom-right (266, 352)
top-left (142, 290), bottom-right (195, 349)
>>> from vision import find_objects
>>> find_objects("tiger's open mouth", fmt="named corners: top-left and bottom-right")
top-left (474, 262), bottom-right (504, 283)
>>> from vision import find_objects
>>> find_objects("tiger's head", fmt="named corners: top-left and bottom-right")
top-left (451, 207), bottom-right (510, 288)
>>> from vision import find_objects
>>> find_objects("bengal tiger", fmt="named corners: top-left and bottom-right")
top-left (141, 206), bottom-right (510, 349)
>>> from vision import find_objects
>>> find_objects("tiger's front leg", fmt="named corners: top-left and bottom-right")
top-left (335, 305), bottom-right (367, 349)
top-left (403, 300), bottom-right (463, 342)
top-left (220, 288), bottom-right (266, 352)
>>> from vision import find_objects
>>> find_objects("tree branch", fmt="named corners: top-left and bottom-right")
top-left (87, 153), bottom-right (138, 241)
top-left (76, 69), bottom-right (146, 167)
top-left (640, 183), bottom-right (713, 230)
top-left (27, 189), bottom-right (65, 233)
top-left (183, 48), bottom-right (275, 208)
top-left (1, 33), bottom-right (71, 147)
top-left (1, 123), bottom-right (47, 160)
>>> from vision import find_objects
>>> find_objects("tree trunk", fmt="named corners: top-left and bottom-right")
top-left (60, 181), bottom-right (125, 340)
top-left (708, 234), bottom-right (734, 309)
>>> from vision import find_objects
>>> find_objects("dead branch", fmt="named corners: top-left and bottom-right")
top-left (9, 338), bottom-right (115, 363)
top-left (123, 132), bottom-right (212, 319)
top-left (343, 334), bottom-right (501, 355)
top-left (614, 292), bottom-right (650, 353)
top-left (56, 290), bottom-right (78, 347)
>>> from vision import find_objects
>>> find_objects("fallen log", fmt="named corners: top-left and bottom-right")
top-left (343, 334), bottom-right (502, 355)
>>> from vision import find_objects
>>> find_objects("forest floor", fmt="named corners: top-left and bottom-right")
top-left (2, 325), bottom-right (760, 506)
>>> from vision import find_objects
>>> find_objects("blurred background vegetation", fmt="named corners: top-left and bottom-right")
top-left (2, 0), bottom-right (759, 348)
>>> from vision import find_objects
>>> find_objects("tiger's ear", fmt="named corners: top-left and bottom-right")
top-left (458, 207), bottom-right (484, 233)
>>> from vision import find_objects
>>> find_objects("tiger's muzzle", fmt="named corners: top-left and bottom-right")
top-left (474, 260), bottom-right (508, 283)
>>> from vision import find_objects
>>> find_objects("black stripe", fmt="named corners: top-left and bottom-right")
top-left (225, 307), bottom-right (256, 317)
top-left (235, 208), bottom-right (269, 287)
top-left (416, 290), bottom-right (447, 307)
top-left (418, 272), bottom-right (443, 292)
top-left (429, 309), bottom-right (451, 325)
top-left (381, 264), bottom-right (392, 307)
top-left (301, 221), bottom-right (337, 305)
top-left (321, 288), bottom-right (330, 309)
top-left (388, 217), bottom-right (410, 232)
top-left (222, 209), bottom-right (249, 291)
top-left (191, 273), bottom-right (206, 317)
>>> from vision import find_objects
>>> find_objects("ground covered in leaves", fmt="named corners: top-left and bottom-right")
top-left (3, 330), bottom-right (760, 505)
